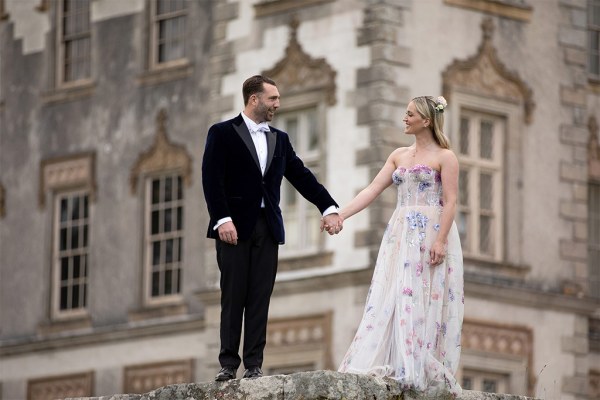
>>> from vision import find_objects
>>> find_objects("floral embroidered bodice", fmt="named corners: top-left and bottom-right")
top-left (392, 164), bottom-right (443, 208)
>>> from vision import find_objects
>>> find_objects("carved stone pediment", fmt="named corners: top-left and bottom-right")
top-left (130, 109), bottom-right (193, 195)
top-left (263, 19), bottom-right (336, 106)
top-left (589, 116), bottom-right (600, 180)
top-left (442, 18), bottom-right (535, 124)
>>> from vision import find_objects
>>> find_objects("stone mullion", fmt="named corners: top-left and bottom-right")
top-left (355, 0), bottom-right (411, 264)
top-left (557, 1), bottom-right (590, 399)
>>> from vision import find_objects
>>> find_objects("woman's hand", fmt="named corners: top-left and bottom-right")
top-left (429, 240), bottom-right (447, 266)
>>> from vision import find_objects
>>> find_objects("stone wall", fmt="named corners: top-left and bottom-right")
top-left (67, 370), bottom-right (538, 400)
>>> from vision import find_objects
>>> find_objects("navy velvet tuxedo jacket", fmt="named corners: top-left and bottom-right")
top-left (202, 114), bottom-right (338, 244)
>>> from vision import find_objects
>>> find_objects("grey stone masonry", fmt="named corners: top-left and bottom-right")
top-left (65, 370), bottom-right (540, 400)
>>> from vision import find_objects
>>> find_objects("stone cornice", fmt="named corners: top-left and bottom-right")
top-left (444, 0), bottom-right (532, 22)
top-left (0, 316), bottom-right (204, 357)
top-left (197, 267), bottom-right (599, 316)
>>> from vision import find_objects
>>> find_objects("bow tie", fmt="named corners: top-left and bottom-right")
top-left (254, 123), bottom-right (270, 133)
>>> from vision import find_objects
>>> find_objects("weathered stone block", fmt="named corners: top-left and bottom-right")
top-left (357, 24), bottom-right (398, 46)
top-left (357, 65), bottom-right (398, 86)
top-left (560, 86), bottom-right (587, 107)
top-left (559, 199), bottom-right (587, 220)
top-left (559, 239), bottom-right (588, 261)
top-left (371, 43), bottom-right (412, 66)
top-left (558, 27), bottom-right (586, 48)
top-left (64, 370), bottom-right (542, 399)
top-left (564, 46), bottom-right (587, 66)
top-left (559, 125), bottom-right (588, 145)
top-left (559, 161), bottom-right (588, 182)
top-left (562, 375), bottom-right (589, 396)
top-left (214, 2), bottom-right (239, 22)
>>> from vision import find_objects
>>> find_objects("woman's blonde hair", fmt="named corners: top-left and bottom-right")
top-left (412, 96), bottom-right (450, 149)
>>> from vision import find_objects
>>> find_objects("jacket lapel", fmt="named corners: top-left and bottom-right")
top-left (265, 128), bottom-right (276, 173)
top-left (233, 117), bottom-right (261, 172)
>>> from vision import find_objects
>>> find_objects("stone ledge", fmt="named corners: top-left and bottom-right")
top-left (66, 370), bottom-right (539, 400)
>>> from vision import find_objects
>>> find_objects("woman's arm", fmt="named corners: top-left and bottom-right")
top-left (338, 150), bottom-right (399, 221)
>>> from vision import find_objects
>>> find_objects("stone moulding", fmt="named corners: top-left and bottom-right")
top-left (444, 0), bottom-right (532, 22)
top-left (129, 109), bottom-right (193, 195)
top-left (442, 17), bottom-right (535, 124)
top-left (263, 18), bottom-right (337, 107)
top-left (64, 370), bottom-right (541, 400)
top-left (39, 152), bottom-right (97, 208)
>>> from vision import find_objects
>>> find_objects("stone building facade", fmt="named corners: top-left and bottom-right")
top-left (0, 0), bottom-right (598, 399)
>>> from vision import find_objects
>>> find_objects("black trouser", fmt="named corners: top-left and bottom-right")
top-left (215, 211), bottom-right (279, 369)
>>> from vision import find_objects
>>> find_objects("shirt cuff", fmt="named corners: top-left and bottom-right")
top-left (322, 206), bottom-right (339, 217)
top-left (213, 217), bottom-right (232, 230)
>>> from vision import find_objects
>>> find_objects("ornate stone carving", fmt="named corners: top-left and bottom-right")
top-left (266, 312), bottom-right (333, 370)
top-left (39, 153), bottom-right (96, 208)
top-left (263, 18), bottom-right (337, 106)
top-left (124, 359), bottom-right (193, 394)
top-left (444, 0), bottom-right (532, 22)
top-left (27, 372), bottom-right (93, 400)
top-left (129, 109), bottom-right (193, 195)
top-left (588, 116), bottom-right (600, 180)
top-left (442, 18), bottom-right (535, 124)
top-left (462, 319), bottom-right (534, 392)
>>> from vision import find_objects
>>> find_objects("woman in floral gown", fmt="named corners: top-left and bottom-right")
top-left (333, 96), bottom-right (464, 397)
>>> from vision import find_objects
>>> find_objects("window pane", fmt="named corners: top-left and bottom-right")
top-left (482, 379), bottom-right (497, 393)
top-left (286, 117), bottom-right (298, 147)
top-left (83, 195), bottom-right (89, 218)
top-left (72, 196), bottom-right (80, 220)
top-left (152, 179), bottom-right (161, 204)
top-left (165, 239), bottom-right (173, 263)
top-left (73, 255), bottom-right (81, 278)
top-left (72, 284), bottom-right (80, 308)
top-left (71, 226), bottom-right (79, 249)
top-left (459, 169), bottom-right (469, 206)
top-left (152, 271), bottom-right (161, 297)
top-left (177, 238), bottom-right (183, 262)
top-left (60, 227), bottom-right (68, 251)
top-left (458, 212), bottom-right (469, 251)
top-left (480, 173), bottom-right (493, 211)
top-left (459, 117), bottom-right (469, 155)
top-left (83, 224), bottom-right (88, 247)
top-left (165, 269), bottom-right (173, 295)
top-left (164, 208), bottom-right (172, 232)
top-left (480, 120), bottom-right (494, 159)
top-left (152, 241), bottom-right (161, 265)
top-left (165, 176), bottom-right (173, 202)
top-left (61, 257), bottom-right (69, 281)
top-left (307, 109), bottom-right (319, 151)
top-left (177, 176), bottom-right (183, 200)
top-left (60, 286), bottom-right (69, 310)
top-left (480, 215), bottom-right (492, 255)
top-left (177, 206), bottom-right (183, 230)
top-left (152, 210), bottom-right (160, 234)
top-left (60, 198), bottom-right (69, 222)
top-left (462, 377), bottom-right (473, 390)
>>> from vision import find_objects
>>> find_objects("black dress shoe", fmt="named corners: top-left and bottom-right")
top-left (215, 366), bottom-right (237, 381)
top-left (243, 366), bottom-right (263, 379)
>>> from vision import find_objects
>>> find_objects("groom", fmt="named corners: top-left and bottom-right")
top-left (202, 75), bottom-right (343, 381)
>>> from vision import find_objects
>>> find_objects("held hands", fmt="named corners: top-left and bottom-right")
top-left (218, 221), bottom-right (238, 245)
top-left (320, 214), bottom-right (344, 236)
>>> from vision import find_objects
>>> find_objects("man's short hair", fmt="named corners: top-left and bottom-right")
top-left (243, 75), bottom-right (277, 105)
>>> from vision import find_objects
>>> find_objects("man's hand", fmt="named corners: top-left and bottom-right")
top-left (321, 214), bottom-right (343, 235)
top-left (218, 221), bottom-right (238, 245)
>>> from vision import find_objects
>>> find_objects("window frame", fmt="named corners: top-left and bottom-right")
top-left (143, 171), bottom-right (185, 306)
top-left (55, 0), bottom-right (92, 88)
top-left (51, 189), bottom-right (91, 320)
top-left (448, 92), bottom-right (524, 265)
top-left (148, 0), bottom-right (189, 71)
top-left (276, 103), bottom-right (327, 258)
top-left (456, 109), bottom-right (505, 261)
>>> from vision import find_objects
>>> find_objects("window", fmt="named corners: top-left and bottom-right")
top-left (461, 369), bottom-right (509, 393)
top-left (278, 108), bottom-right (322, 254)
top-left (456, 110), bottom-right (504, 260)
top-left (145, 174), bottom-right (184, 303)
top-left (590, 0), bottom-right (600, 80)
top-left (149, 0), bottom-right (188, 68)
top-left (589, 181), bottom-right (600, 298)
top-left (57, 0), bottom-right (91, 85)
top-left (53, 191), bottom-right (89, 317)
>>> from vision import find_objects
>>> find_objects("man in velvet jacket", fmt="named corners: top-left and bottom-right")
top-left (202, 75), bottom-right (342, 381)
